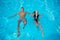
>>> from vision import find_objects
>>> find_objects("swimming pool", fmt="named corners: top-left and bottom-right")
top-left (0, 0), bottom-right (60, 40)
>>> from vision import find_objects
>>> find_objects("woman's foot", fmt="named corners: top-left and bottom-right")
top-left (17, 32), bottom-right (20, 37)
top-left (42, 31), bottom-right (44, 38)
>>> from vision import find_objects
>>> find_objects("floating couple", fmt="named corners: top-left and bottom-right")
top-left (9, 7), bottom-right (44, 38)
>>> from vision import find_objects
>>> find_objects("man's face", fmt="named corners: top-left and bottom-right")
top-left (21, 8), bottom-right (24, 11)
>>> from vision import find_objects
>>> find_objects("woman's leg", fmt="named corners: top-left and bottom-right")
top-left (34, 20), bottom-right (39, 28)
top-left (39, 21), bottom-right (44, 38)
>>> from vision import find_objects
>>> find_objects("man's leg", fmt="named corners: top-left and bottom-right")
top-left (23, 19), bottom-right (27, 29)
top-left (17, 19), bottom-right (21, 37)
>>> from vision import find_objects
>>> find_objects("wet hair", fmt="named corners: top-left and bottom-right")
top-left (21, 7), bottom-right (24, 9)
top-left (34, 11), bottom-right (35, 13)
top-left (34, 10), bottom-right (38, 15)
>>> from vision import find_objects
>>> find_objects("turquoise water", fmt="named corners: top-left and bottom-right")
top-left (0, 0), bottom-right (60, 40)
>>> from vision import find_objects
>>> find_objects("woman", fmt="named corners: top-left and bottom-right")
top-left (30, 10), bottom-right (44, 37)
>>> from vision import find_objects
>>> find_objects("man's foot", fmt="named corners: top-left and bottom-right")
top-left (17, 32), bottom-right (20, 37)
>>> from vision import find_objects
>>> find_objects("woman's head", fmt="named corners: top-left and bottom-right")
top-left (34, 10), bottom-right (38, 15)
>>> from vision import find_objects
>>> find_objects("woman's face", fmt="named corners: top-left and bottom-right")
top-left (35, 11), bottom-right (38, 15)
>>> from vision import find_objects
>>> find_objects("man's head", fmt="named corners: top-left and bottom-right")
top-left (21, 7), bottom-right (24, 12)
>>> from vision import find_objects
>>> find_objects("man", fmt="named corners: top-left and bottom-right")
top-left (30, 10), bottom-right (44, 37)
top-left (9, 7), bottom-right (28, 37)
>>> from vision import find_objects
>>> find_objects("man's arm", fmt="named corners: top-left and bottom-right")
top-left (25, 12), bottom-right (31, 14)
top-left (25, 12), bottom-right (34, 17)
top-left (8, 12), bottom-right (20, 18)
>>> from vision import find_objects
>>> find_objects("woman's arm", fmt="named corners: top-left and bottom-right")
top-left (30, 13), bottom-right (34, 17)
top-left (39, 14), bottom-right (43, 18)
